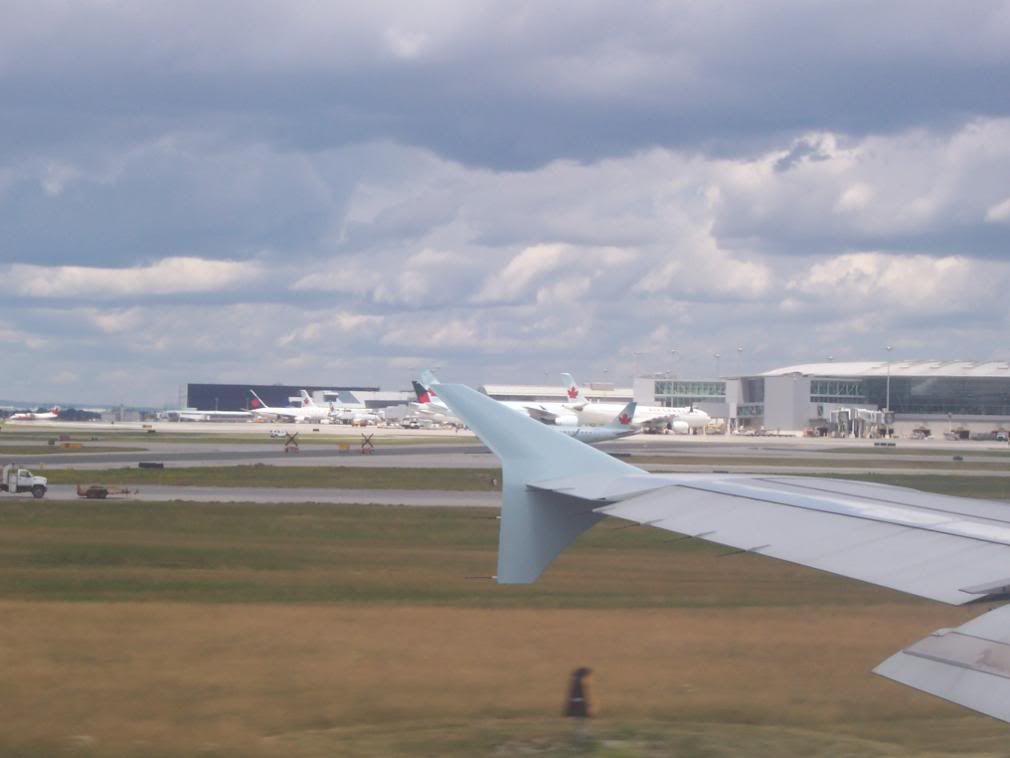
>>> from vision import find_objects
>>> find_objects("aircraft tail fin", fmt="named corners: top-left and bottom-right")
top-left (432, 383), bottom-right (637, 583)
top-left (299, 390), bottom-right (317, 407)
top-left (412, 380), bottom-right (432, 404)
top-left (561, 373), bottom-right (588, 409)
top-left (607, 401), bottom-right (637, 429)
top-left (248, 389), bottom-right (266, 409)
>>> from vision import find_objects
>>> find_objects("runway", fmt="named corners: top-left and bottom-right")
top-left (6, 443), bottom-right (494, 469)
top-left (43, 484), bottom-right (501, 507)
top-left (3, 422), bottom-right (1008, 479)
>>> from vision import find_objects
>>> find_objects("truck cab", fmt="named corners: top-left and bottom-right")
top-left (1, 465), bottom-right (48, 498)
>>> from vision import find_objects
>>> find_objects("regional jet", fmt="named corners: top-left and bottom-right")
top-left (321, 390), bottom-right (383, 425)
top-left (432, 381), bottom-right (1010, 725)
top-left (556, 401), bottom-right (640, 444)
top-left (563, 373), bottom-right (709, 433)
top-left (8, 406), bottom-right (60, 421)
top-left (157, 409), bottom-right (254, 422)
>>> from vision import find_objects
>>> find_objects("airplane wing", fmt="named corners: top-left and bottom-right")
top-left (431, 382), bottom-right (1010, 723)
top-left (532, 472), bottom-right (1010, 606)
top-left (522, 405), bottom-right (562, 424)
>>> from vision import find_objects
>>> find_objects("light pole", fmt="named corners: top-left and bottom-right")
top-left (736, 346), bottom-right (743, 376)
top-left (714, 352), bottom-right (721, 378)
top-left (885, 346), bottom-right (893, 412)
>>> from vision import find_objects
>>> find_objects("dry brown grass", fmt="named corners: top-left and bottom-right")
top-left (1, 601), bottom-right (1007, 757)
top-left (4, 496), bottom-right (1010, 756)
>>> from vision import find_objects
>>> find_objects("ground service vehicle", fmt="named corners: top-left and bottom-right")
top-left (1, 465), bottom-right (47, 498)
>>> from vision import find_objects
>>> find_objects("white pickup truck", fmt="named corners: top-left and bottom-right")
top-left (1, 464), bottom-right (47, 498)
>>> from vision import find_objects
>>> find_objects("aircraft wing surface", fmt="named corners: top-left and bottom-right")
top-left (533, 473), bottom-right (1010, 605)
top-left (430, 381), bottom-right (1010, 723)
top-left (874, 603), bottom-right (1010, 722)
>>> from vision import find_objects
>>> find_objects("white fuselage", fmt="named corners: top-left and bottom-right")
top-left (250, 404), bottom-right (331, 423)
top-left (410, 402), bottom-right (462, 426)
top-left (574, 402), bottom-right (709, 431)
top-left (497, 400), bottom-right (579, 426)
top-left (8, 410), bottom-right (59, 421)
top-left (330, 407), bottom-right (382, 425)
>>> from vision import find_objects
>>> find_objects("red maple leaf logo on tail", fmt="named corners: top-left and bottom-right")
top-left (251, 398), bottom-right (261, 408)
top-left (567, 386), bottom-right (578, 399)
top-left (618, 413), bottom-right (632, 425)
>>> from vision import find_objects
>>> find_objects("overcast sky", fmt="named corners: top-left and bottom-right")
top-left (2, 1), bottom-right (1009, 405)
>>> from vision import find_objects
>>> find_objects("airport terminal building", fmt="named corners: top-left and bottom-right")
top-left (182, 362), bottom-right (1010, 438)
top-left (635, 361), bottom-right (1010, 437)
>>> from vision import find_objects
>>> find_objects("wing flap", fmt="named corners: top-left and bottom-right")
top-left (874, 604), bottom-right (1010, 722)
top-left (587, 476), bottom-right (1010, 605)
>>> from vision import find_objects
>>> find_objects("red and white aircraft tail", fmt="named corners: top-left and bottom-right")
top-left (560, 373), bottom-right (588, 410)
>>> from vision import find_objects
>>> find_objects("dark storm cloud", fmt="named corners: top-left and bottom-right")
top-left (2, 2), bottom-right (1009, 170)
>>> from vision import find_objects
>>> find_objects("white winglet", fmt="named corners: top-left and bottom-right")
top-left (433, 383), bottom-right (636, 583)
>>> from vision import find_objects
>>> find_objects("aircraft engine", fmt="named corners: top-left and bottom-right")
top-left (671, 420), bottom-right (691, 435)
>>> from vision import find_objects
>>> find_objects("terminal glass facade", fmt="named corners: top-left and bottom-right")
top-left (655, 380), bottom-right (726, 407)
top-left (862, 377), bottom-right (1010, 416)
top-left (810, 379), bottom-right (866, 404)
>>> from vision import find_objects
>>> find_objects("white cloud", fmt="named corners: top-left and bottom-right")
top-left (787, 252), bottom-right (1007, 314)
top-left (278, 312), bottom-right (384, 347)
top-left (381, 317), bottom-right (480, 350)
top-left (985, 195), bottom-right (1010, 222)
top-left (382, 27), bottom-right (430, 60)
top-left (7, 257), bottom-right (262, 298)
top-left (714, 121), bottom-right (1010, 248)
top-left (90, 308), bottom-right (145, 334)
top-left (473, 244), bottom-right (569, 303)
top-left (41, 161), bottom-right (81, 196)
top-left (0, 321), bottom-right (47, 350)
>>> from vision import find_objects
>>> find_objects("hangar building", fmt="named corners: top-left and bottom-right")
top-left (186, 383), bottom-right (379, 412)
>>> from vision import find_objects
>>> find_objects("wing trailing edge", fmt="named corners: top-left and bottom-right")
top-left (875, 605), bottom-right (1010, 723)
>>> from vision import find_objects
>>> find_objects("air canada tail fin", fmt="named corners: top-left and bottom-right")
top-left (412, 381), bottom-right (432, 404)
top-left (561, 373), bottom-right (588, 409)
top-left (299, 390), bottom-right (317, 407)
top-left (432, 383), bottom-right (637, 583)
top-left (249, 389), bottom-right (266, 409)
top-left (608, 401), bottom-right (637, 428)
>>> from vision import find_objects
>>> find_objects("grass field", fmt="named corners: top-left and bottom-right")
top-left (2, 476), bottom-right (1010, 756)
top-left (38, 465), bottom-right (1010, 503)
